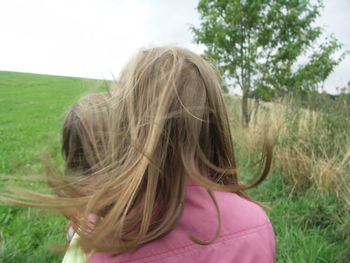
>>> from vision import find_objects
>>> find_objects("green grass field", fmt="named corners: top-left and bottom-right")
top-left (0, 71), bottom-right (348, 262)
top-left (0, 71), bottom-right (106, 262)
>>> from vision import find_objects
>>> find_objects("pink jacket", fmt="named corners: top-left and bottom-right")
top-left (90, 181), bottom-right (275, 263)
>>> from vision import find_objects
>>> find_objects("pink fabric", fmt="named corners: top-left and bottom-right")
top-left (90, 183), bottom-right (275, 263)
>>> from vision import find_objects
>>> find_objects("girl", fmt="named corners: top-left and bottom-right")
top-left (59, 92), bottom-right (111, 262)
top-left (3, 47), bottom-right (275, 262)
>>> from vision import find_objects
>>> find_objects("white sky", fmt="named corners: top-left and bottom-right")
top-left (0, 0), bottom-right (349, 94)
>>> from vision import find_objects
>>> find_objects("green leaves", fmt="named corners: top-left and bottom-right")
top-left (191, 0), bottom-right (347, 106)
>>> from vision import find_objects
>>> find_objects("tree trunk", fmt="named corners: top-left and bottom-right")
top-left (242, 88), bottom-right (250, 127)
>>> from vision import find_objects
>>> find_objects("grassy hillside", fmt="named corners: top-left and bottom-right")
top-left (0, 71), bottom-right (106, 262)
top-left (0, 71), bottom-right (349, 262)
top-left (0, 71), bottom-right (106, 176)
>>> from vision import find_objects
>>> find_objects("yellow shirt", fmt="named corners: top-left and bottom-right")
top-left (62, 234), bottom-right (86, 263)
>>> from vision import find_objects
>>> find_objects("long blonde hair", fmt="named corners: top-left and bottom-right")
top-left (1, 47), bottom-right (272, 254)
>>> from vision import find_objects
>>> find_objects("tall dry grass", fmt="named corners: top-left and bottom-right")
top-left (224, 95), bottom-right (350, 208)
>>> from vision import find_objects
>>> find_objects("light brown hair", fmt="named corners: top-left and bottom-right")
top-left (62, 92), bottom-right (110, 176)
top-left (1, 47), bottom-right (272, 255)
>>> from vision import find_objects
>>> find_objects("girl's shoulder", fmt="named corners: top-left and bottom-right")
top-left (90, 185), bottom-right (275, 263)
top-left (183, 184), bottom-right (275, 259)
top-left (213, 188), bottom-right (273, 233)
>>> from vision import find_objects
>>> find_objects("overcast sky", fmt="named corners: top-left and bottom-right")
top-left (0, 0), bottom-right (349, 94)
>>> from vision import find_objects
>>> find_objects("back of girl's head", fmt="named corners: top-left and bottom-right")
top-left (110, 47), bottom-right (237, 187)
top-left (61, 92), bottom-right (110, 176)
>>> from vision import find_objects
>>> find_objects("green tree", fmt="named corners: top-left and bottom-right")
top-left (191, 0), bottom-right (347, 126)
